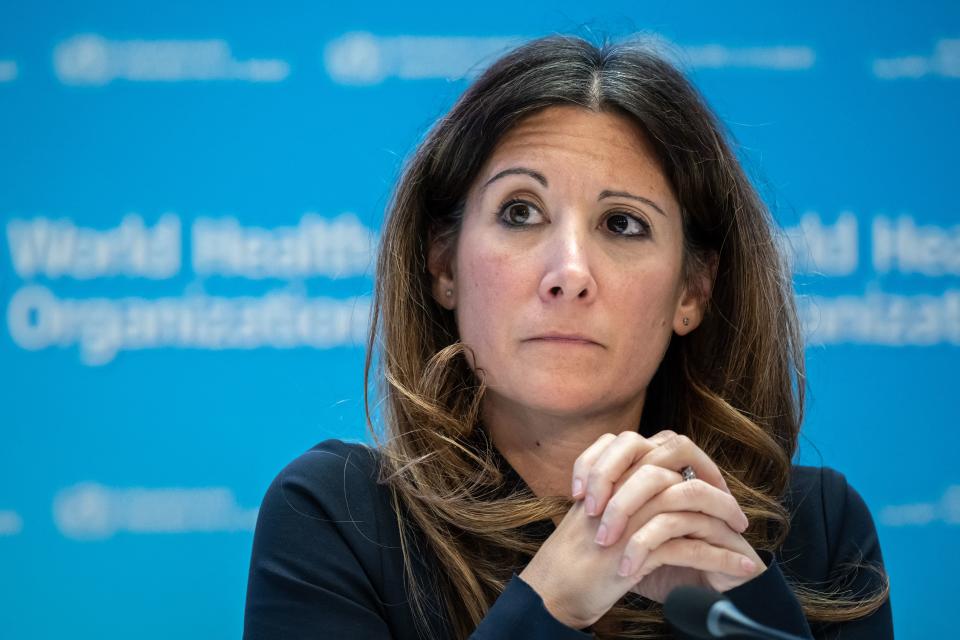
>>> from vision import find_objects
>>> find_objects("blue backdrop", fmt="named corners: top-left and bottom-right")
top-left (1, 2), bottom-right (956, 638)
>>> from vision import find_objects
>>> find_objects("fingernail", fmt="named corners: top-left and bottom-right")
top-left (585, 495), bottom-right (596, 516)
top-left (572, 479), bottom-right (583, 498)
top-left (594, 523), bottom-right (608, 545)
top-left (617, 557), bottom-right (633, 577)
top-left (740, 558), bottom-right (757, 573)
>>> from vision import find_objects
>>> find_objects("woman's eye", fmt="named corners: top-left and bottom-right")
top-left (605, 212), bottom-right (650, 237)
top-left (497, 201), bottom-right (649, 237)
top-left (498, 199), bottom-right (543, 226)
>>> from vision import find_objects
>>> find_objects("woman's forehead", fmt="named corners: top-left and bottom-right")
top-left (471, 106), bottom-right (676, 208)
top-left (483, 107), bottom-right (661, 171)
top-left (512, 104), bottom-right (645, 135)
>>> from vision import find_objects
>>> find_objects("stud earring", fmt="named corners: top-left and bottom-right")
top-left (445, 289), bottom-right (453, 297)
top-left (682, 317), bottom-right (689, 326)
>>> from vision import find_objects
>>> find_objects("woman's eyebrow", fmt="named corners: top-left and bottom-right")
top-left (598, 190), bottom-right (667, 217)
top-left (481, 166), bottom-right (667, 217)
top-left (482, 166), bottom-right (548, 191)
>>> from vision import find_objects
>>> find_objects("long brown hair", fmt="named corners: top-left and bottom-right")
top-left (363, 34), bottom-right (889, 639)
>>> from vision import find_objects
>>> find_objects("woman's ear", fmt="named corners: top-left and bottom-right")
top-left (673, 251), bottom-right (718, 335)
top-left (427, 237), bottom-right (456, 310)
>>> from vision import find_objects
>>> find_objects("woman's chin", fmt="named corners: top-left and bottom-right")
top-left (488, 386), bottom-right (619, 418)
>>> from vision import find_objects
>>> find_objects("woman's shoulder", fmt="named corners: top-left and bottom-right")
top-left (785, 464), bottom-right (875, 530)
top-left (780, 464), bottom-right (883, 581)
top-left (255, 438), bottom-right (396, 548)
top-left (275, 437), bottom-right (384, 492)
top-left (248, 440), bottom-right (448, 639)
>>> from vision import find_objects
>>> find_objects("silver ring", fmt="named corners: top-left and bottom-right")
top-left (680, 465), bottom-right (697, 482)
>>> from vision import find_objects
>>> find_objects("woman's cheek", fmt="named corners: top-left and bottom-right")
top-left (456, 249), bottom-right (516, 367)
top-left (463, 247), bottom-right (517, 306)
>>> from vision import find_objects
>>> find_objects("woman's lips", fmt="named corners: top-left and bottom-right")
top-left (527, 335), bottom-right (602, 346)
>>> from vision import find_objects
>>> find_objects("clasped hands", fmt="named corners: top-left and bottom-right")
top-left (519, 431), bottom-right (766, 629)
top-left (570, 429), bottom-right (767, 603)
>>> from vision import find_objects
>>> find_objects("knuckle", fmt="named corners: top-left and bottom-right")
top-left (688, 540), bottom-right (710, 562)
top-left (726, 550), bottom-right (745, 573)
top-left (637, 463), bottom-right (657, 477)
top-left (571, 457), bottom-right (588, 477)
top-left (627, 527), bottom-right (649, 553)
top-left (648, 464), bottom-right (673, 482)
top-left (586, 467), bottom-right (606, 484)
top-left (681, 479), bottom-right (704, 499)
top-left (604, 495), bottom-right (626, 520)
top-left (653, 512), bottom-right (681, 533)
top-left (642, 465), bottom-right (672, 488)
top-left (670, 470), bottom-right (690, 488)
top-left (633, 464), bottom-right (655, 483)
top-left (664, 434), bottom-right (684, 451)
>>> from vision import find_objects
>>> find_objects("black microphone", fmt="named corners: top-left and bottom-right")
top-left (664, 586), bottom-right (807, 640)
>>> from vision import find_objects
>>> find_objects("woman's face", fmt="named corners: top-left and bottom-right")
top-left (429, 105), bottom-right (707, 421)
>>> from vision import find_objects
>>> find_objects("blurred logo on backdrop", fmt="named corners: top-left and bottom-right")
top-left (53, 482), bottom-right (258, 540)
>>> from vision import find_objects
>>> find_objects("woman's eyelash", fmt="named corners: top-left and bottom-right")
top-left (606, 211), bottom-right (651, 236)
top-left (495, 198), bottom-right (651, 237)
top-left (497, 198), bottom-right (539, 226)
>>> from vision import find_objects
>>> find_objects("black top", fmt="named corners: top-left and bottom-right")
top-left (243, 438), bottom-right (893, 639)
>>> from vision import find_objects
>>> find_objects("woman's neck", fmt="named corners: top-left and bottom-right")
top-left (481, 393), bottom-right (646, 500)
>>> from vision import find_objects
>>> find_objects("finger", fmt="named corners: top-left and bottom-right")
top-left (571, 433), bottom-right (618, 499)
top-left (603, 427), bottom-right (680, 495)
top-left (645, 429), bottom-right (678, 446)
top-left (619, 513), bottom-right (755, 579)
top-left (593, 464), bottom-right (680, 547)
top-left (601, 478), bottom-right (749, 548)
top-left (632, 538), bottom-right (758, 582)
top-left (584, 431), bottom-right (657, 517)
top-left (637, 433), bottom-right (731, 495)
top-left (582, 429), bottom-right (682, 512)
top-left (603, 434), bottom-right (673, 497)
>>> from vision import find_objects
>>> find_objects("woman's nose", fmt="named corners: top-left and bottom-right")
top-left (537, 223), bottom-right (598, 304)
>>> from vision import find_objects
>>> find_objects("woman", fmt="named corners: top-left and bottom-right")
top-left (243, 35), bottom-right (892, 639)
